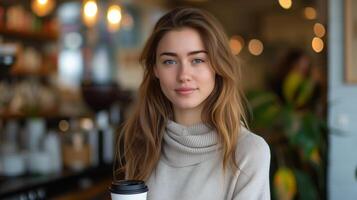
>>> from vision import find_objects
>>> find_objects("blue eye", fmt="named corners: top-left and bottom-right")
top-left (192, 59), bottom-right (204, 64)
top-left (163, 60), bottom-right (177, 65)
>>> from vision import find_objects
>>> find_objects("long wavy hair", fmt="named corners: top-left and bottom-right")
top-left (116, 7), bottom-right (248, 181)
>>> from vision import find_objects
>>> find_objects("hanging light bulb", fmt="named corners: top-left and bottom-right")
top-left (107, 5), bottom-right (122, 32)
top-left (83, 0), bottom-right (98, 27)
top-left (278, 0), bottom-right (292, 10)
top-left (31, 0), bottom-right (55, 17)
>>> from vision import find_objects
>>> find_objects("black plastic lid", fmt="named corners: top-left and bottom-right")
top-left (109, 180), bottom-right (148, 195)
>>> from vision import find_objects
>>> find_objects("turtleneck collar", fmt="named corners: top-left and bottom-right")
top-left (161, 120), bottom-right (221, 167)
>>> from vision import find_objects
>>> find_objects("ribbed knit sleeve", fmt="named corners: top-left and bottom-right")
top-left (232, 131), bottom-right (271, 200)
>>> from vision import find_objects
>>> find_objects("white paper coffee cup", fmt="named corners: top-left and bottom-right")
top-left (110, 180), bottom-right (148, 200)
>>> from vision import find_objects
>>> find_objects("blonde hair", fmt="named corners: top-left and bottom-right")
top-left (116, 7), bottom-right (248, 181)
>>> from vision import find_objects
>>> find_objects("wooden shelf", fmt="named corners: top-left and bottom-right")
top-left (0, 164), bottom-right (113, 199)
top-left (53, 178), bottom-right (112, 200)
top-left (10, 66), bottom-right (56, 77)
top-left (0, 27), bottom-right (58, 42)
top-left (0, 109), bottom-right (93, 120)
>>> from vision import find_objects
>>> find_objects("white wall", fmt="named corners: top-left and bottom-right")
top-left (328, 0), bottom-right (357, 199)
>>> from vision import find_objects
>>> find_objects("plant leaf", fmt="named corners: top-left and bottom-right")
top-left (294, 169), bottom-right (318, 200)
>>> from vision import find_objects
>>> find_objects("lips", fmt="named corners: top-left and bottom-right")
top-left (175, 87), bottom-right (197, 95)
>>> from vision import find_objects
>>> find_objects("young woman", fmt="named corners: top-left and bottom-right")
top-left (117, 7), bottom-right (271, 200)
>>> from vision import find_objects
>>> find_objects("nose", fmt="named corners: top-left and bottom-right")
top-left (177, 61), bottom-right (192, 83)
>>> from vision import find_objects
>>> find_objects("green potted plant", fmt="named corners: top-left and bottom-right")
top-left (247, 69), bottom-right (327, 200)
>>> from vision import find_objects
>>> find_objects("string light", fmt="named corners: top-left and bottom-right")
top-left (312, 37), bottom-right (324, 53)
top-left (248, 39), bottom-right (264, 56)
top-left (304, 7), bottom-right (317, 20)
top-left (313, 23), bottom-right (326, 37)
top-left (229, 35), bottom-right (244, 55)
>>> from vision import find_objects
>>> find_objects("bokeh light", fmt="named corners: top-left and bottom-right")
top-left (229, 35), bottom-right (245, 55)
top-left (83, 0), bottom-right (98, 27)
top-left (278, 0), bottom-right (292, 9)
top-left (107, 5), bottom-right (122, 32)
top-left (313, 23), bottom-right (326, 38)
top-left (31, 0), bottom-right (55, 17)
top-left (312, 37), bottom-right (324, 53)
top-left (248, 39), bottom-right (264, 56)
top-left (59, 120), bottom-right (70, 132)
top-left (304, 7), bottom-right (317, 20)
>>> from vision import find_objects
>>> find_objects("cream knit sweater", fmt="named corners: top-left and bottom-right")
top-left (146, 120), bottom-right (271, 200)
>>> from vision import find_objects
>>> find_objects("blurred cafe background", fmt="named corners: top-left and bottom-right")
top-left (0, 0), bottom-right (356, 199)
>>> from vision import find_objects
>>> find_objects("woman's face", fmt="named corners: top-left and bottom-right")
top-left (154, 27), bottom-right (216, 113)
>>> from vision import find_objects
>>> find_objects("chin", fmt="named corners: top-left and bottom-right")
top-left (173, 101), bottom-right (203, 110)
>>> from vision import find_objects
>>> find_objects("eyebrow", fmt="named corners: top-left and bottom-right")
top-left (159, 50), bottom-right (207, 57)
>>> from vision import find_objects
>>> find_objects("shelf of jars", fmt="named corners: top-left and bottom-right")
top-left (0, 73), bottom-right (93, 120)
top-left (0, 3), bottom-right (59, 76)
top-left (0, 97), bottom-right (93, 121)
top-left (0, 107), bottom-right (119, 199)
top-left (0, 106), bottom-right (119, 199)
